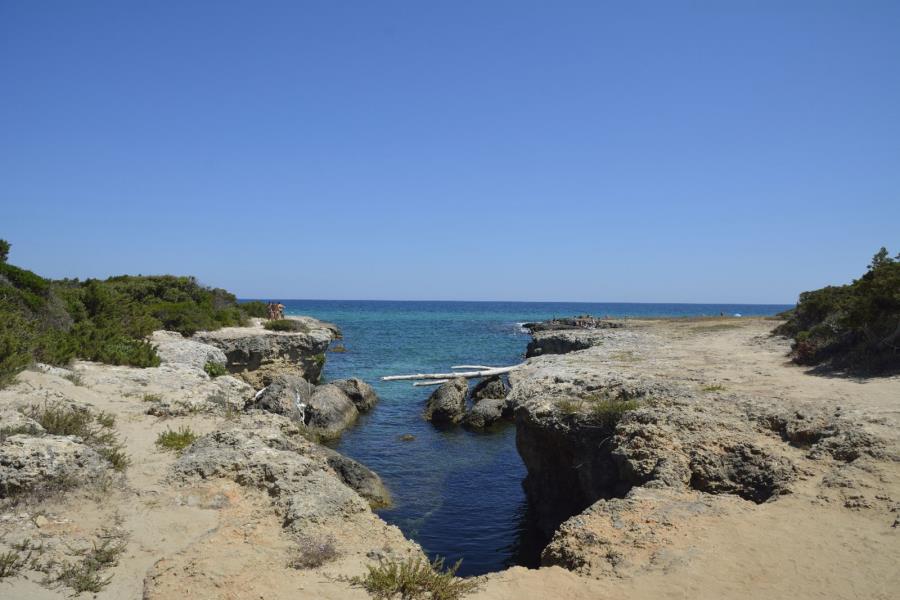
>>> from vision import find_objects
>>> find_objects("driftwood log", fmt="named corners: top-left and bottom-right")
top-left (382, 364), bottom-right (523, 385)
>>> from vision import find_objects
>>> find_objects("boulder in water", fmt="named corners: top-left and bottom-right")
top-left (423, 378), bottom-right (468, 425)
top-left (470, 375), bottom-right (509, 402)
top-left (332, 378), bottom-right (379, 412)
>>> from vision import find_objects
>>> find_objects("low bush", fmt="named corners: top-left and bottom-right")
top-left (0, 306), bottom-right (35, 388)
top-left (349, 556), bottom-right (478, 600)
top-left (155, 426), bottom-right (198, 453)
top-left (263, 319), bottom-right (308, 332)
top-left (775, 247), bottom-right (900, 373)
top-left (0, 242), bottom-right (263, 387)
top-left (204, 361), bottom-right (227, 378)
top-left (288, 535), bottom-right (339, 569)
top-left (239, 300), bottom-right (269, 318)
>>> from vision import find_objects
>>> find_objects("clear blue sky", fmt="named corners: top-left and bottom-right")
top-left (2, 2), bottom-right (898, 303)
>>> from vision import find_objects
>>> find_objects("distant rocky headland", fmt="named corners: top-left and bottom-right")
top-left (1, 242), bottom-right (898, 599)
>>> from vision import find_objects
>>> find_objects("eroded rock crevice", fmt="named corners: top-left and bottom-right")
top-left (508, 320), bottom-right (894, 580)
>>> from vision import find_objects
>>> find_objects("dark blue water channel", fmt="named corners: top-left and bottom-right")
top-left (271, 300), bottom-right (791, 576)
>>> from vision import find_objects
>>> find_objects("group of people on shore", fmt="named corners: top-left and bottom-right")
top-left (266, 302), bottom-right (285, 320)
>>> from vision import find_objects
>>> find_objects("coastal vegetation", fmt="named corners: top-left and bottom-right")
top-left (26, 402), bottom-right (130, 472)
top-left (0, 239), bottom-right (263, 388)
top-left (155, 426), bottom-right (199, 454)
top-left (349, 556), bottom-right (478, 600)
top-left (263, 318), bottom-right (309, 332)
top-left (775, 247), bottom-right (900, 372)
top-left (203, 360), bottom-right (227, 378)
top-left (53, 536), bottom-right (127, 594)
top-left (556, 394), bottom-right (640, 428)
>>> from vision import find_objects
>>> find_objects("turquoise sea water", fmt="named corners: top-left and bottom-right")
top-left (276, 300), bottom-right (791, 576)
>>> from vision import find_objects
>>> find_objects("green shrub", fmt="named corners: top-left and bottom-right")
top-left (204, 361), bottom-right (227, 378)
top-left (0, 549), bottom-right (27, 579)
top-left (775, 247), bottom-right (900, 372)
top-left (263, 319), bottom-right (308, 332)
top-left (0, 250), bottom-right (258, 385)
top-left (155, 426), bottom-right (198, 453)
top-left (239, 300), bottom-right (269, 318)
top-left (0, 262), bottom-right (49, 298)
top-left (0, 239), bottom-right (9, 263)
top-left (54, 538), bottom-right (125, 594)
top-left (349, 556), bottom-right (478, 600)
top-left (0, 307), bottom-right (35, 388)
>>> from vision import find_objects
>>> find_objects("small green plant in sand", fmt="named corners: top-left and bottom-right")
top-left (0, 549), bottom-right (28, 578)
top-left (349, 556), bottom-right (478, 600)
top-left (54, 537), bottom-right (126, 594)
top-left (702, 384), bottom-right (726, 392)
top-left (94, 410), bottom-right (116, 428)
top-left (155, 426), bottom-right (198, 454)
top-left (142, 393), bottom-right (163, 403)
top-left (203, 361), bottom-right (227, 378)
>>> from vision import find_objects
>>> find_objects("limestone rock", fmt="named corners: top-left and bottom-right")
top-left (317, 446), bottom-right (391, 508)
top-left (331, 378), bottom-right (379, 412)
top-left (0, 407), bottom-right (44, 437)
top-left (526, 331), bottom-right (594, 358)
top-left (470, 375), bottom-right (508, 402)
top-left (144, 373), bottom-right (253, 417)
top-left (523, 316), bottom-right (624, 332)
top-left (423, 378), bottom-right (468, 425)
top-left (541, 486), bottom-right (740, 577)
top-left (174, 428), bottom-right (367, 526)
top-left (463, 398), bottom-right (507, 429)
top-left (305, 384), bottom-right (359, 439)
top-left (150, 331), bottom-right (227, 371)
top-left (0, 434), bottom-right (108, 498)
top-left (194, 317), bottom-right (338, 388)
top-left (251, 374), bottom-right (315, 421)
